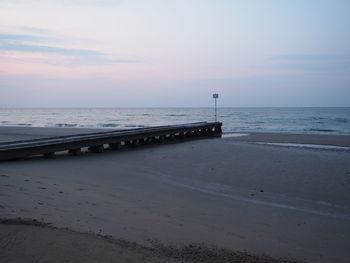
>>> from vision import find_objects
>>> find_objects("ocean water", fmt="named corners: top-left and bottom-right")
top-left (0, 108), bottom-right (349, 135)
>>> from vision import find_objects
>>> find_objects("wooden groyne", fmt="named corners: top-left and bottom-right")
top-left (0, 122), bottom-right (222, 161)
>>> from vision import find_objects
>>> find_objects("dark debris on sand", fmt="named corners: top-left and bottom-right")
top-left (0, 218), bottom-right (303, 263)
top-left (144, 239), bottom-right (301, 263)
top-left (0, 217), bottom-right (53, 228)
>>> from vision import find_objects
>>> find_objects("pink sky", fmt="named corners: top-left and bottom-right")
top-left (0, 0), bottom-right (349, 107)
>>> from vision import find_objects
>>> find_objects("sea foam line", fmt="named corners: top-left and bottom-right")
top-left (222, 133), bottom-right (249, 138)
top-left (256, 142), bottom-right (350, 151)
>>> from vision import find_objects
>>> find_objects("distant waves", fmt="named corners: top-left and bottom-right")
top-left (0, 107), bottom-right (349, 135)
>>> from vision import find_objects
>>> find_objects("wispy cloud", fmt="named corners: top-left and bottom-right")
top-left (0, 42), bottom-right (102, 56)
top-left (0, 33), bottom-right (140, 64)
top-left (0, 25), bottom-right (53, 35)
top-left (272, 54), bottom-right (350, 61)
top-left (269, 53), bottom-right (350, 73)
top-left (16, 26), bottom-right (53, 34)
top-left (64, 0), bottom-right (124, 6)
top-left (0, 33), bottom-right (49, 42)
top-left (2, 0), bottom-right (125, 6)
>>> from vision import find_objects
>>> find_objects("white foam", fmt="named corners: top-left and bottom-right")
top-left (222, 133), bottom-right (249, 138)
top-left (256, 142), bottom-right (350, 150)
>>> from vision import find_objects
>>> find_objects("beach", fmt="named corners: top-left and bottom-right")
top-left (1, 126), bottom-right (350, 263)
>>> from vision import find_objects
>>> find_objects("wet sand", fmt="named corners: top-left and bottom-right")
top-left (1, 127), bottom-right (350, 262)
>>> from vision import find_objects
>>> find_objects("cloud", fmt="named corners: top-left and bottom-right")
top-left (269, 53), bottom-right (350, 73)
top-left (0, 25), bottom-right (53, 35)
top-left (0, 33), bottom-right (140, 64)
top-left (0, 33), bottom-right (49, 42)
top-left (11, 26), bottom-right (52, 34)
top-left (0, 0), bottom-right (124, 7)
top-left (64, 0), bottom-right (124, 6)
top-left (272, 54), bottom-right (350, 61)
top-left (0, 42), bottom-right (102, 56)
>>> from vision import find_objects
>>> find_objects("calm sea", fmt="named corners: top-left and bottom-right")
top-left (0, 108), bottom-right (349, 135)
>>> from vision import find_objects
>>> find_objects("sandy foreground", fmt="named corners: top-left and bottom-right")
top-left (0, 127), bottom-right (350, 263)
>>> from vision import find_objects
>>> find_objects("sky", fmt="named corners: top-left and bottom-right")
top-left (0, 0), bottom-right (349, 107)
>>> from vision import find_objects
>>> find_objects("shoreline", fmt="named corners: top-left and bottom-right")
top-left (224, 131), bottom-right (350, 147)
top-left (1, 126), bottom-right (350, 262)
top-left (1, 125), bottom-right (350, 145)
top-left (1, 121), bottom-right (350, 137)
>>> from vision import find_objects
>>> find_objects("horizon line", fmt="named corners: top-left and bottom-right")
top-left (1, 106), bottom-right (350, 109)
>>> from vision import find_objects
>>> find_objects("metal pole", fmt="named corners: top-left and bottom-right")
top-left (212, 93), bottom-right (218, 122)
top-left (215, 98), bottom-right (217, 122)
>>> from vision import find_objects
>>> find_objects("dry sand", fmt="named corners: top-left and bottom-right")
top-left (1, 127), bottom-right (350, 262)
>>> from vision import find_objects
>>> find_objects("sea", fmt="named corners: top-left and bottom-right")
top-left (0, 107), bottom-right (349, 135)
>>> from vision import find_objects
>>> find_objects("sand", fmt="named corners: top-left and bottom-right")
top-left (0, 219), bottom-right (299, 263)
top-left (1, 127), bottom-right (350, 263)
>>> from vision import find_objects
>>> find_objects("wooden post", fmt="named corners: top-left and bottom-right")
top-left (158, 135), bottom-right (166, 142)
top-left (133, 139), bottom-right (141, 146)
top-left (88, 145), bottom-right (104, 153)
top-left (109, 142), bottom-right (122, 150)
top-left (124, 140), bottom-right (133, 147)
top-left (178, 132), bottom-right (185, 139)
top-left (168, 134), bottom-right (176, 141)
top-left (146, 137), bottom-right (155, 144)
top-left (68, 148), bottom-right (82, 156)
top-left (214, 126), bottom-right (222, 137)
top-left (207, 128), bottom-right (214, 136)
top-left (44, 152), bottom-right (55, 158)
